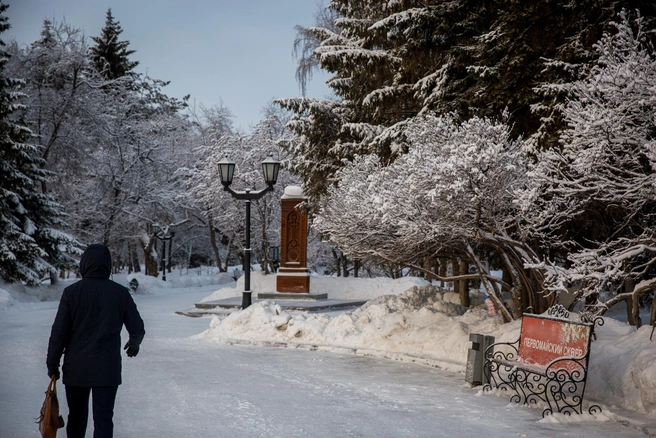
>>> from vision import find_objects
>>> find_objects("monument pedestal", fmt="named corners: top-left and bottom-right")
top-left (276, 268), bottom-right (310, 293)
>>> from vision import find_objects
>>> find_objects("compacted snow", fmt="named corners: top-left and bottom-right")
top-left (1, 270), bottom-right (655, 437)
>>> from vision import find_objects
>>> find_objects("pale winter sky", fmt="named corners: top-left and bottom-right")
top-left (4, 0), bottom-right (332, 131)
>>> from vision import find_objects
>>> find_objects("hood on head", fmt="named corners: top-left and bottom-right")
top-left (79, 244), bottom-right (112, 279)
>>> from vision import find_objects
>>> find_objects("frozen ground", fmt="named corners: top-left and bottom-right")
top-left (1, 270), bottom-right (655, 437)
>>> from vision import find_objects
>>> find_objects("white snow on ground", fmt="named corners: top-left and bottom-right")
top-left (2, 269), bottom-right (656, 435)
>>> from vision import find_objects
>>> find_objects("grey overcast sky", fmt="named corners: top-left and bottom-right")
top-left (4, 0), bottom-right (332, 131)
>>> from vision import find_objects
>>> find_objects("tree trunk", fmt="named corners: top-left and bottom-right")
top-left (167, 239), bottom-right (173, 273)
top-left (501, 263), bottom-right (522, 317)
top-left (223, 236), bottom-right (234, 272)
top-left (438, 258), bottom-right (447, 288)
top-left (262, 240), bottom-right (270, 275)
top-left (342, 254), bottom-right (350, 277)
top-left (208, 216), bottom-right (224, 272)
top-left (131, 241), bottom-right (141, 273)
top-left (625, 279), bottom-right (639, 327)
top-left (626, 295), bottom-right (638, 327)
top-left (458, 259), bottom-right (470, 307)
top-left (466, 243), bottom-right (513, 322)
top-left (332, 248), bottom-right (341, 277)
top-left (141, 236), bottom-right (159, 277)
top-left (650, 291), bottom-right (656, 327)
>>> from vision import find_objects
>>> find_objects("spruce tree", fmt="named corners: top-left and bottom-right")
top-left (89, 9), bottom-right (138, 80)
top-left (0, 3), bottom-right (76, 285)
top-left (283, 0), bottom-right (656, 200)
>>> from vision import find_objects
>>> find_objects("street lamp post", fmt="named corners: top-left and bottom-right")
top-left (152, 222), bottom-right (177, 281)
top-left (218, 153), bottom-right (281, 309)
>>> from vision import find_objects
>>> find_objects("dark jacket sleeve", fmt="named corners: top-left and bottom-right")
top-left (47, 290), bottom-right (72, 371)
top-left (123, 293), bottom-right (145, 347)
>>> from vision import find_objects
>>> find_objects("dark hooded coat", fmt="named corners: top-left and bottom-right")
top-left (47, 244), bottom-right (145, 387)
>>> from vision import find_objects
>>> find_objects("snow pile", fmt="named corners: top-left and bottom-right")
top-left (201, 284), bottom-right (504, 372)
top-left (200, 271), bottom-right (430, 303)
top-left (587, 321), bottom-right (656, 414)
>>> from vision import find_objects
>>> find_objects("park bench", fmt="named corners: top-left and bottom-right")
top-left (482, 304), bottom-right (603, 417)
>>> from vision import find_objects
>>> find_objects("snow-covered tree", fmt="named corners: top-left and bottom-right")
top-left (10, 20), bottom-right (101, 195)
top-left (181, 103), bottom-right (240, 272)
top-left (0, 4), bottom-right (77, 285)
top-left (282, 1), bottom-right (656, 201)
top-left (314, 114), bottom-right (547, 321)
top-left (8, 17), bottom-right (190, 273)
top-left (518, 11), bottom-right (656, 325)
top-left (184, 102), bottom-right (298, 274)
top-left (89, 9), bottom-right (138, 81)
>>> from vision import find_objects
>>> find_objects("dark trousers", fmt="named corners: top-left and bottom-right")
top-left (65, 385), bottom-right (119, 438)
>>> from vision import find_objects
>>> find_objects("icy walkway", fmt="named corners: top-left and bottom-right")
top-left (0, 286), bottom-right (650, 437)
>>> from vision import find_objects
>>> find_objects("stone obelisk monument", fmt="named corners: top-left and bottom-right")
top-left (276, 186), bottom-right (310, 293)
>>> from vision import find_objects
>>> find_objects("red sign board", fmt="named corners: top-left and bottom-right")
top-left (519, 315), bottom-right (591, 371)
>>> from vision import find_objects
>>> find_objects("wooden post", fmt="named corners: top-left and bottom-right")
top-left (276, 186), bottom-right (310, 293)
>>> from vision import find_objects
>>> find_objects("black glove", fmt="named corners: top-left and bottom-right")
top-left (48, 368), bottom-right (60, 380)
top-left (124, 341), bottom-right (139, 357)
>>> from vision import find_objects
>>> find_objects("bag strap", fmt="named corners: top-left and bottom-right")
top-left (48, 375), bottom-right (57, 394)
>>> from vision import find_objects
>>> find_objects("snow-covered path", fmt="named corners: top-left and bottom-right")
top-left (0, 286), bottom-right (645, 437)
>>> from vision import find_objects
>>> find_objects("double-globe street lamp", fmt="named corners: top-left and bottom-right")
top-left (218, 154), bottom-right (281, 309)
top-left (152, 222), bottom-right (176, 281)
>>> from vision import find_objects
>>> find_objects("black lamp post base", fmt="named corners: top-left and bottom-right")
top-left (241, 291), bottom-right (253, 309)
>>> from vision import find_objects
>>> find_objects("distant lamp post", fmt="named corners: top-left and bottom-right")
top-left (152, 222), bottom-right (177, 281)
top-left (219, 153), bottom-right (281, 309)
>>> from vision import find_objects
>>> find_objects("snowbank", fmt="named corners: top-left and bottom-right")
top-left (587, 321), bottom-right (656, 414)
top-left (0, 279), bottom-right (69, 307)
top-left (201, 284), bottom-right (502, 372)
top-left (200, 270), bottom-right (430, 303)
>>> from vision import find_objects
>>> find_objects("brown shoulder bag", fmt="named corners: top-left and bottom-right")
top-left (37, 375), bottom-right (65, 438)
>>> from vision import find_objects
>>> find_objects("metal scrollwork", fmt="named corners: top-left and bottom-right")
top-left (483, 312), bottom-right (601, 418)
top-left (547, 304), bottom-right (570, 319)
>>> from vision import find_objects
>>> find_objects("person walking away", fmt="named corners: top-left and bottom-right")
top-left (46, 244), bottom-right (145, 438)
